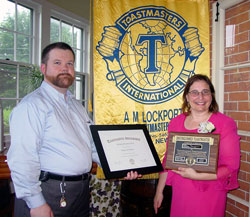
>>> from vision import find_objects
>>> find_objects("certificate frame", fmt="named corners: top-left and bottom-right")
top-left (165, 132), bottom-right (220, 173)
top-left (90, 124), bottom-right (163, 179)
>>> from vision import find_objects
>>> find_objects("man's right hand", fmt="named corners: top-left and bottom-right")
top-left (30, 203), bottom-right (54, 217)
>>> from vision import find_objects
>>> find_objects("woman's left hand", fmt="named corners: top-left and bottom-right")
top-left (172, 167), bottom-right (217, 181)
top-left (172, 167), bottom-right (199, 180)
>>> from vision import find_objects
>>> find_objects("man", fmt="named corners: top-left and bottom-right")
top-left (7, 42), bottom-right (97, 217)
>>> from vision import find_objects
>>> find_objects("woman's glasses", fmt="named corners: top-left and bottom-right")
top-left (188, 89), bottom-right (211, 97)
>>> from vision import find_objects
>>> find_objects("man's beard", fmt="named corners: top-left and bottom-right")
top-left (45, 73), bottom-right (74, 88)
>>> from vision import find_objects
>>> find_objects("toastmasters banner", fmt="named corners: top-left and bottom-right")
top-left (93, 0), bottom-right (210, 179)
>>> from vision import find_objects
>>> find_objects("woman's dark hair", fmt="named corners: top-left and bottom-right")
top-left (41, 42), bottom-right (75, 64)
top-left (181, 74), bottom-right (219, 114)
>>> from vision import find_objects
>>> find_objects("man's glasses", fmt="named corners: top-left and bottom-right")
top-left (188, 89), bottom-right (211, 97)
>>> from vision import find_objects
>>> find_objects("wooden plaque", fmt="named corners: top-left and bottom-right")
top-left (165, 132), bottom-right (220, 173)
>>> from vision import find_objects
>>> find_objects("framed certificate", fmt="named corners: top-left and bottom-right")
top-left (165, 132), bottom-right (220, 173)
top-left (90, 124), bottom-right (163, 179)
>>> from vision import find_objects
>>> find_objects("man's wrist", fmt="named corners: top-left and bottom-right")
top-left (24, 192), bottom-right (46, 209)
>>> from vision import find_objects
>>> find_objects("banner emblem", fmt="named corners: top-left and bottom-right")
top-left (97, 6), bottom-right (205, 104)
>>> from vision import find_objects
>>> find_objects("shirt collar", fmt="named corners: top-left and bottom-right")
top-left (41, 81), bottom-right (73, 102)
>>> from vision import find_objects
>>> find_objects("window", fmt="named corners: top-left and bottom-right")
top-left (50, 17), bottom-right (84, 73)
top-left (0, 0), bottom-right (33, 64)
top-left (0, 0), bottom-right (38, 141)
top-left (0, 0), bottom-right (90, 140)
top-left (0, 60), bottom-right (36, 135)
top-left (50, 15), bottom-right (88, 107)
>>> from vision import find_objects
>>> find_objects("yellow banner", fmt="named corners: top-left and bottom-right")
top-left (92, 0), bottom-right (210, 179)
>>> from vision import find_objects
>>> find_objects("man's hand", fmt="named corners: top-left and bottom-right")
top-left (124, 171), bottom-right (142, 180)
top-left (30, 203), bottom-right (54, 217)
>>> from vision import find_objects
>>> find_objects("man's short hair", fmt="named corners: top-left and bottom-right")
top-left (41, 42), bottom-right (75, 64)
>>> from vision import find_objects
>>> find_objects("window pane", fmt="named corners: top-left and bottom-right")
top-left (0, 0), bottom-right (15, 31)
top-left (0, 63), bottom-right (17, 98)
top-left (50, 18), bottom-right (60, 43)
top-left (30, 65), bottom-right (44, 90)
top-left (17, 35), bottom-right (31, 63)
top-left (74, 49), bottom-right (82, 72)
top-left (17, 4), bottom-right (32, 35)
top-left (0, 30), bottom-right (14, 61)
top-left (75, 75), bottom-right (83, 100)
top-left (17, 34), bottom-right (31, 63)
top-left (1, 99), bottom-right (17, 134)
top-left (19, 66), bottom-right (34, 98)
top-left (73, 27), bottom-right (82, 49)
top-left (62, 22), bottom-right (72, 46)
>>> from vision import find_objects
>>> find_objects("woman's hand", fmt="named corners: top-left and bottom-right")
top-left (172, 167), bottom-right (199, 179)
top-left (124, 171), bottom-right (142, 180)
top-left (172, 167), bottom-right (217, 180)
top-left (154, 191), bottom-right (164, 214)
top-left (153, 172), bottom-right (168, 214)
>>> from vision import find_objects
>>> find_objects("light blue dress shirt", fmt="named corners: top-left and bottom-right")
top-left (7, 81), bottom-right (100, 209)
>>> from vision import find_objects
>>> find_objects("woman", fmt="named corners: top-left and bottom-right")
top-left (154, 74), bottom-right (240, 217)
